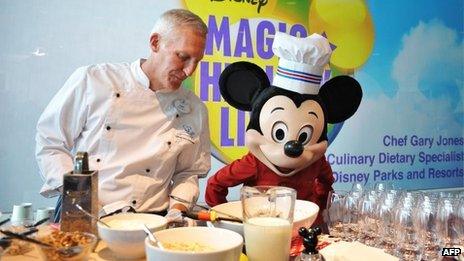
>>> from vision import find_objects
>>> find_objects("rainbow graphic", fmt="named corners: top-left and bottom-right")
top-left (182, 0), bottom-right (374, 163)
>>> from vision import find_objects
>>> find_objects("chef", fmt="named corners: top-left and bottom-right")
top-left (35, 9), bottom-right (211, 222)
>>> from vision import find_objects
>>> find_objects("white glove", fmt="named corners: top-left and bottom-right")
top-left (164, 209), bottom-right (196, 227)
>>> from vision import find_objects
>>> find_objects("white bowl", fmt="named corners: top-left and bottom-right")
top-left (145, 227), bottom-right (243, 261)
top-left (207, 200), bottom-right (319, 237)
top-left (98, 213), bottom-right (168, 259)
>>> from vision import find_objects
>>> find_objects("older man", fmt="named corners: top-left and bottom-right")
top-left (36, 9), bottom-right (211, 220)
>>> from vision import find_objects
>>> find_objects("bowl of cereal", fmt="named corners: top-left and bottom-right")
top-left (35, 230), bottom-right (97, 261)
top-left (97, 213), bottom-right (167, 259)
top-left (207, 199), bottom-right (319, 237)
top-left (145, 227), bottom-right (243, 261)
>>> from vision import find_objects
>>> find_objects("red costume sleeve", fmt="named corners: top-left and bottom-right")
top-left (313, 156), bottom-right (335, 225)
top-left (205, 153), bottom-right (258, 206)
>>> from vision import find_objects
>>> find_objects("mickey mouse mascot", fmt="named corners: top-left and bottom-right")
top-left (205, 32), bottom-right (362, 225)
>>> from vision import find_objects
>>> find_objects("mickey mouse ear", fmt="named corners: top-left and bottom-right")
top-left (319, 75), bottom-right (362, 123)
top-left (219, 61), bottom-right (270, 111)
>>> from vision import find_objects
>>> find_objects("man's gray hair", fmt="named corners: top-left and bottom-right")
top-left (150, 9), bottom-right (208, 38)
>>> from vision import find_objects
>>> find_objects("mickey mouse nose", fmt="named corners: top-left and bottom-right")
top-left (284, 140), bottom-right (303, 158)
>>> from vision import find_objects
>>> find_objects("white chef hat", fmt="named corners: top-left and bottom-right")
top-left (272, 32), bottom-right (333, 95)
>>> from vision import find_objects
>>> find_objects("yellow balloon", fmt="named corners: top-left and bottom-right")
top-left (309, 0), bottom-right (374, 72)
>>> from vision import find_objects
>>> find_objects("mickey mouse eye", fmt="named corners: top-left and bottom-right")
top-left (298, 125), bottom-right (313, 145)
top-left (271, 121), bottom-right (288, 143)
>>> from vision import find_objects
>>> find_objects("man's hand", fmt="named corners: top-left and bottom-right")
top-left (165, 209), bottom-right (196, 227)
top-left (164, 202), bottom-right (196, 227)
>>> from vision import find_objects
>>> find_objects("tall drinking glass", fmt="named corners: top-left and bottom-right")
top-left (457, 197), bottom-right (464, 246)
top-left (395, 198), bottom-right (421, 260)
top-left (241, 186), bottom-right (296, 261)
top-left (357, 191), bottom-right (378, 246)
top-left (342, 191), bottom-right (361, 241)
top-left (436, 197), bottom-right (460, 247)
top-left (326, 190), bottom-right (348, 238)
top-left (415, 195), bottom-right (439, 260)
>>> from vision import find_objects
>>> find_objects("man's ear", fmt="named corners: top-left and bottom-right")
top-left (219, 61), bottom-right (270, 111)
top-left (149, 33), bottom-right (160, 52)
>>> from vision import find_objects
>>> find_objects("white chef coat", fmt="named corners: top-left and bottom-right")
top-left (35, 59), bottom-right (211, 212)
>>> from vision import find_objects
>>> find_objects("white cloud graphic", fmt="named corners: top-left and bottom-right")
top-left (392, 20), bottom-right (463, 100)
top-left (336, 20), bottom-right (463, 146)
top-left (329, 20), bottom-right (463, 190)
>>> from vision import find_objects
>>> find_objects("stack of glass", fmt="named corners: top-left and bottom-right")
top-left (325, 184), bottom-right (464, 261)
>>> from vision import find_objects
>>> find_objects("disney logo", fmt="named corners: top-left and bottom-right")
top-left (211, 0), bottom-right (268, 14)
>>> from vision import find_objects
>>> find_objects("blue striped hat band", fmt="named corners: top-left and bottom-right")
top-left (272, 59), bottom-right (324, 95)
top-left (276, 66), bottom-right (322, 85)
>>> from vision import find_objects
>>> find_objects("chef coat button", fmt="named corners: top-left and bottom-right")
top-left (145, 169), bottom-right (150, 173)
top-left (106, 126), bottom-right (111, 131)
top-left (176, 114), bottom-right (179, 118)
top-left (132, 200), bottom-right (137, 205)
top-left (96, 158), bottom-right (101, 162)
top-left (167, 141), bottom-right (171, 145)
top-left (116, 93), bottom-right (120, 98)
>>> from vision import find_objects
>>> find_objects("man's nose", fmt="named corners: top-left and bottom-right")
top-left (183, 62), bottom-right (197, 77)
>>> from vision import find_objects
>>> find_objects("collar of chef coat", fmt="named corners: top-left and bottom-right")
top-left (131, 59), bottom-right (150, 90)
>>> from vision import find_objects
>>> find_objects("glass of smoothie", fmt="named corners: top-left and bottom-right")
top-left (241, 186), bottom-right (296, 261)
